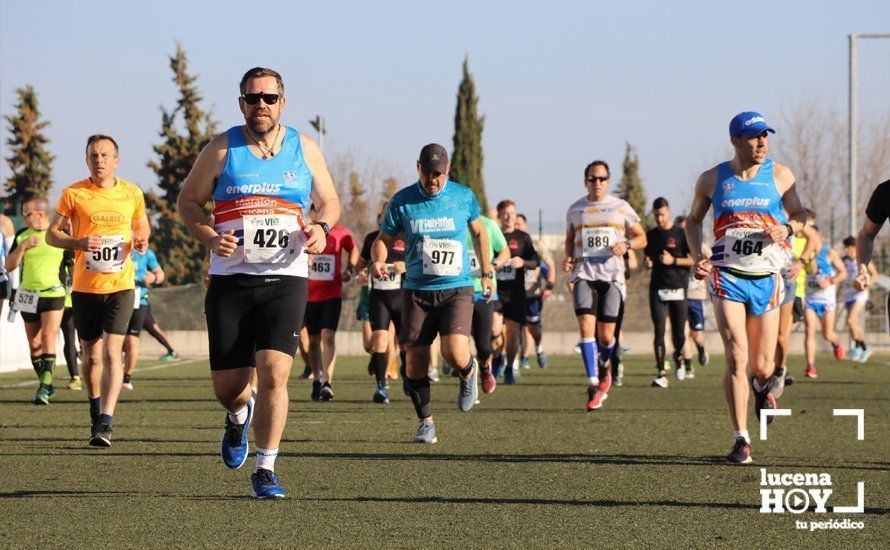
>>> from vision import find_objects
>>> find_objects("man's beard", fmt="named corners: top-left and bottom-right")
top-left (247, 114), bottom-right (276, 136)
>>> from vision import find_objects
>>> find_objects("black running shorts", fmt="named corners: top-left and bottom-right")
top-left (127, 304), bottom-right (150, 336)
top-left (72, 289), bottom-right (135, 341)
top-left (205, 274), bottom-right (307, 371)
top-left (496, 286), bottom-right (526, 324)
top-left (20, 295), bottom-right (66, 324)
top-left (369, 289), bottom-right (402, 333)
top-left (401, 286), bottom-right (473, 346)
top-left (304, 298), bottom-right (342, 335)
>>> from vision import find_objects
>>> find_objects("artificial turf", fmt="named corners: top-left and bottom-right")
top-left (0, 353), bottom-right (887, 548)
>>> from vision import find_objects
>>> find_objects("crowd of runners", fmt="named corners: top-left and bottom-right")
top-left (2, 67), bottom-right (888, 498)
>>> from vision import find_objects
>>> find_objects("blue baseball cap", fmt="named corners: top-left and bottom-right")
top-left (729, 111), bottom-right (776, 138)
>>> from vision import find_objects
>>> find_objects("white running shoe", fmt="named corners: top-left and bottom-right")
top-left (651, 375), bottom-right (669, 388)
top-left (428, 366), bottom-right (440, 382)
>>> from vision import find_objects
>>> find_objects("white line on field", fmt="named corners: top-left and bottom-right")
top-left (0, 357), bottom-right (206, 389)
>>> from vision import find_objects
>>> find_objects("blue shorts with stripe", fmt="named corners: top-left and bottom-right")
top-left (708, 268), bottom-right (783, 317)
top-left (687, 300), bottom-right (705, 331)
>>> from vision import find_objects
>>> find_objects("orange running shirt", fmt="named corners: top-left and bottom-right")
top-left (55, 177), bottom-right (146, 294)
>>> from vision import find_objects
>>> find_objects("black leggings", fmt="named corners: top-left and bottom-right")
top-left (471, 300), bottom-right (494, 364)
top-left (142, 304), bottom-right (175, 354)
top-left (649, 287), bottom-right (687, 368)
top-left (611, 299), bottom-right (625, 366)
top-left (61, 307), bottom-right (79, 378)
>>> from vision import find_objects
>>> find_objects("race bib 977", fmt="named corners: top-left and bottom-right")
top-left (422, 238), bottom-right (462, 277)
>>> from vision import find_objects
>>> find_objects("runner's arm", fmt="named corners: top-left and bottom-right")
top-left (563, 225), bottom-right (575, 272)
top-left (145, 265), bottom-right (165, 286)
top-left (132, 214), bottom-right (151, 252)
top-left (177, 135), bottom-right (230, 251)
top-left (370, 232), bottom-right (394, 279)
top-left (46, 213), bottom-right (96, 251)
top-left (303, 134), bottom-right (341, 252)
top-left (685, 170), bottom-right (713, 263)
top-left (798, 223), bottom-right (820, 263)
top-left (771, 164), bottom-right (807, 241)
top-left (827, 249), bottom-right (846, 286)
top-left (856, 219), bottom-right (882, 267)
top-left (493, 245), bottom-right (511, 269)
top-left (4, 233), bottom-right (27, 272)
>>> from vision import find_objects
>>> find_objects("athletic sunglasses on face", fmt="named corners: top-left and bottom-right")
top-left (242, 92), bottom-right (282, 105)
top-left (586, 175), bottom-right (610, 182)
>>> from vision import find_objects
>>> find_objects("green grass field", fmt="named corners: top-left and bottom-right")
top-left (0, 353), bottom-right (887, 548)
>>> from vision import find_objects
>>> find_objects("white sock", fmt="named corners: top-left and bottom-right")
top-left (588, 376), bottom-right (599, 387)
top-left (255, 448), bottom-right (278, 472)
top-left (227, 405), bottom-right (248, 425)
top-left (734, 430), bottom-right (750, 444)
top-left (536, 345), bottom-right (544, 354)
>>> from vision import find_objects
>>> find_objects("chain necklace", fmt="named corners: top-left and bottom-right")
top-left (246, 124), bottom-right (281, 159)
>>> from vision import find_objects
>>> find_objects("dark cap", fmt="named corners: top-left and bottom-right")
top-left (419, 143), bottom-right (449, 174)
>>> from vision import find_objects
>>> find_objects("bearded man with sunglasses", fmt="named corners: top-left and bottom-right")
top-left (564, 161), bottom-right (646, 412)
top-left (178, 67), bottom-right (340, 499)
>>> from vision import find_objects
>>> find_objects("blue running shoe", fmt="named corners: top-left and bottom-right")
top-left (221, 398), bottom-right (254, 469)
top-left (849, 347), bottom-right (863, 362)
top-left (251, 468), bottom-right (285, 499)
top-left (520, 357), bottom-right (531, 370)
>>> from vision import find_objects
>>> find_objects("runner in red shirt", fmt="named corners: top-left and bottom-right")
top-left (305, 206), bottom-right (358, 401)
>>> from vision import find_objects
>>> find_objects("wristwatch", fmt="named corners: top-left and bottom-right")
top-left (784, 223), bottom-right (794, 237)
top-left (483, 271), bottom-right (496, 279)
top-left (317, 221), bottom-right (331, 235)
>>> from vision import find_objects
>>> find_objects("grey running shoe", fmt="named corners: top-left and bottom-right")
top-left (457, 359), bottom-right (479, 412)
top-left (412, 420), bottom-right (437, 444)
top-left (537, 350), bottom-right (549, 368)
top-left (614, 363), bottom-right (624, 387)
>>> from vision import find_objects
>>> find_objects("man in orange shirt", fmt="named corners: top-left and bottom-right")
top-left (46, 134), bottom-right (150, 447)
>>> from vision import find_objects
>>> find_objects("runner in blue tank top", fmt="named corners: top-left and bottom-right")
top-left (371, 144), bottom-right (494, 444)
top-left (685, 112), bottom-right (807, 465)
top-left (178, 67), bottom-right (341, 499)
top-left (803, 237), bottom-right (847, 378)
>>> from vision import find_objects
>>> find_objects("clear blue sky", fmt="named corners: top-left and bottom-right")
top-left (2, 0), bottom-right (888, 231)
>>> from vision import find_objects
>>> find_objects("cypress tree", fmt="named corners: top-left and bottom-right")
top-left (3, 85), bottom-right (54, 212)
top-left (146, 43), bottom-right (218, 285)
top-left (451, 57), bottom-right (487, 211)
top-left (617, 142), bottom-right (650, 229)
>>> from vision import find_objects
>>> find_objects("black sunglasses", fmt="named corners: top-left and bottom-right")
top-left (242, 92), bottom-right (282, 105)
top-left (586, 175), bottom-right (610, 182)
